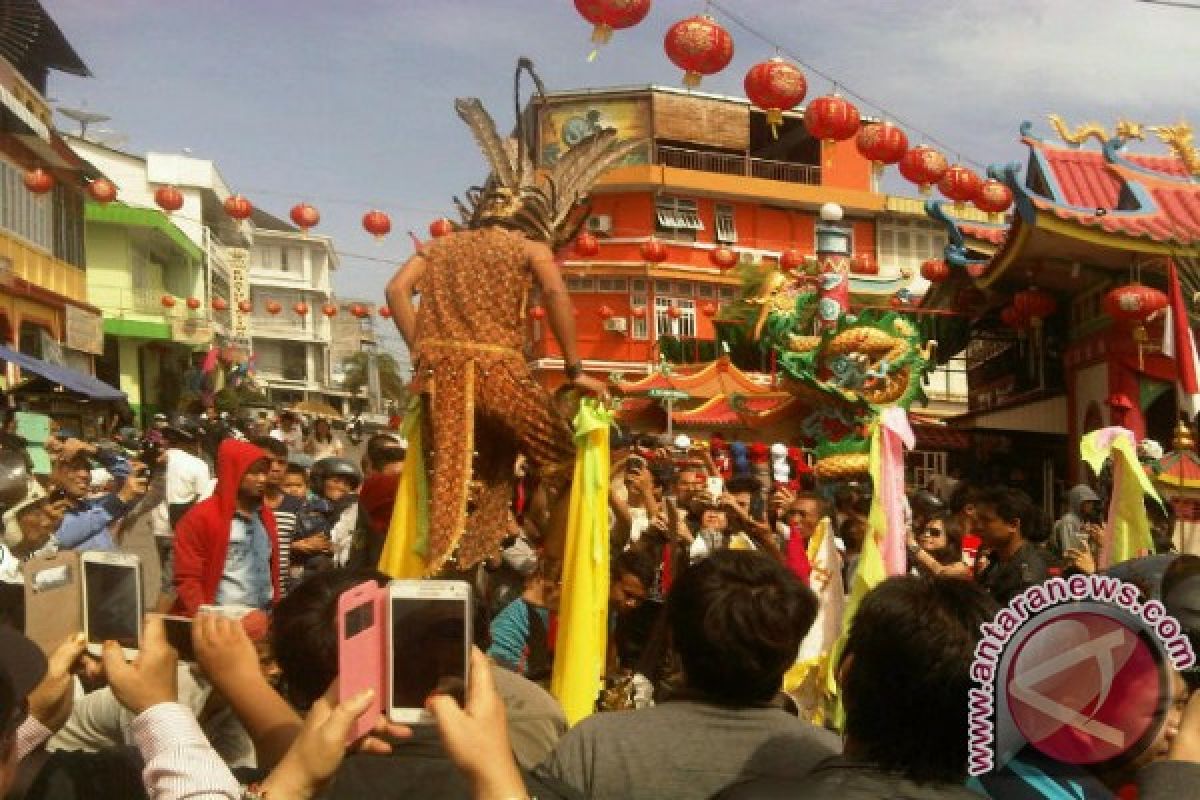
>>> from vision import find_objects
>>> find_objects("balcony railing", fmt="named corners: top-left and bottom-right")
top-left (655, 145), bottom-right (820, 186)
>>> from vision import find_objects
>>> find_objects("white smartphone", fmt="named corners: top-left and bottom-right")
top-left (81, 551), bottom-right (143, 658)
top-left (706, 476), bottom-right (725, 504)
top-left (387, 580), bottom-right (472, 725)
top-left (197, 604), bottom-right (254, 620)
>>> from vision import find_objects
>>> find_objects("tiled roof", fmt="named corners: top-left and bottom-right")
top-left (1030, 141), bottom-right (1200, 244)
top-left (617, 357), bottom-right (772, 399)
top-left (958, 222), bottom-right (1009, 246)
top-left (1156, 450), bottom-right (1200, 489)
top-left (672, 393), bottom-right (796, 428)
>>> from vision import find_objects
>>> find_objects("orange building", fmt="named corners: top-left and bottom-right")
top-left (524, 85), bottom-right (980, 389)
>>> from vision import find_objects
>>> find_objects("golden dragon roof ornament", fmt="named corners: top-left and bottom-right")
top-left (1047, 114), bottom-right (1145, 148)
top-left (1148, 120), bottom-right (1200, 177)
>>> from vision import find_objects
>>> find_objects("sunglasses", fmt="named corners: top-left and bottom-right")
top-left (919, 527), bottom-right (946, 537)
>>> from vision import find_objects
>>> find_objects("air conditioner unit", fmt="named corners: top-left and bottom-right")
top-left (586, 214), bottom-right (612, 234)
top-left (603, 317), bottom-right (628, 333)
top-left (738, 251), bottom-right (761, 266)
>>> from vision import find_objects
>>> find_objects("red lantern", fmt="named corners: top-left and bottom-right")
top-left (1013, 287), bottom-right (1057, 324)
top-left (363, 210), bottom-right (391, 240)
top-left (1001, 305), bottom-right (1029, 330)
top-left (709, 246), bottom-right (738, 271)
top-left (322, 304), bottom-right (338, 317)
top-left (224, 194), bottom-right (253, 220)
top-left (155, 185), bottom-right (184, 213)
top-left (351, 304), bottom-right (366, 318)
top-left (429, 218), bottom-right (455, 238)
top-left (290, 203), bottom-right (320, 232)
top-left (804, 94), bottom-right (860, 144)
top-left (780, 248), bottom-right (806, 273)
top-left (211, 297), bottom-right (228, 312)
top-left (529, 305), bottom-right (546, 321)
top-left (663, 15), bottom-right (734, 90)
top-left (186, 297), bottom-right (201, 310)
top-left (743, 57), bottom-right (807, 137)
top-left (574, 0), bottom-right (651, 47)
top-left (379, 306), bottom-right (392, 319)
top-left (87, 178), bottom-right (117, 204)
top-left (1103, 284), bottom-right (1168, 324)
top-left (160, 294), bottom-right (176, 309)
top-left (267, 300), bottom-right (283, 315)
top-left (238, 300), bottom-right (253, 314)
top-left (920, 259), bottom-right (950, 283)
top-left (598, 304), bottom-right (615, 320)
top-left (975, 179), bottom-right (1013, 218)
top-left (855, 122), bottom-right (909, 175)
top-left (938, 164), bottom-right (983, 206)
top-left (575, 232), bottom-right (600, 257)
top-left (630, 306), bottom-right (646, 319)
top-left (641, 238), bottom-right (668, 263)
top-left (667, 305), bottom-right (682, 320)
top-left (23, 168), bottom-right (54, 194)
top-left (700, 301), bottom-right (718, 317)
top-left (293, 302), bottom-right (309, 316)
top-left (898, 145), bottom-right (949, 195)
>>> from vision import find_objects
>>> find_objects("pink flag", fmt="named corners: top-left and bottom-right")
top-left (876, 407), bottom-right (915, 576)
top-left (1164, 258), bottom-right (1200, 416)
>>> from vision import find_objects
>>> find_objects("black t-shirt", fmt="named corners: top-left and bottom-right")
top-left (978, 541), bottom-right (1049, 606)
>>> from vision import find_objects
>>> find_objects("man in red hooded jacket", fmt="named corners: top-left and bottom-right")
top-left (173, 439), bottom-right (280, 616)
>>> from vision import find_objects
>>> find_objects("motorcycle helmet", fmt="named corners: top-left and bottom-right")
top-left (310, 457), bottom-right (362, 492)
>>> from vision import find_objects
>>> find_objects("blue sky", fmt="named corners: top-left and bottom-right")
top-left (42, 0), bottom-right (1199, 339)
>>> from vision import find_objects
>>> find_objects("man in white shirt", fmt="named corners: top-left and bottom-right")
top-left (271, 411), bottom-right (306, 459)
top-left (156, 418), bottom-right (214, 609)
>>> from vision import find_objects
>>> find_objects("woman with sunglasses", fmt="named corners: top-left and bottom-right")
top-left (907, 512), bottom-right (971, 579)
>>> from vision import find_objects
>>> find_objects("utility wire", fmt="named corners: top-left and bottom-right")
top-left (706, 0), bottom-right (989, 171)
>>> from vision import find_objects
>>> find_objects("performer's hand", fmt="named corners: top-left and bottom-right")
top-left (571, 374), bottom-right (610, 404)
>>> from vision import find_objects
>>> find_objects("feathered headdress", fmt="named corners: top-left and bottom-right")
top-left (453, 58), bottom-right (646, 249)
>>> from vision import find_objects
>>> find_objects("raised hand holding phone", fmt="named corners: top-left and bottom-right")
top-left (388, 580), bottom-right (472, 725)
top-left (81, 551), bottom-right (142, 658)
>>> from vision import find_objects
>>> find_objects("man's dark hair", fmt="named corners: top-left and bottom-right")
top-left (973, 486), bottom-right (1046, 543)
top-left (725, 475), bottom-right (762, 495)
top-left (648, 462), bottom-right (675, 491)
top-left (612, 547), bottom-right (656, 590)
top-left (365, 434), bottom-right (406, 471)
top-left (251, 436), bottom-right (288, 459)
top-left (667, 550), bottom-right (817, 706)
top-left (272, 568), bottom-right (388, 709)
top-left (842, 576), bottom-right (998, 783)
top-left (285, 463), bottom-right (307, 478)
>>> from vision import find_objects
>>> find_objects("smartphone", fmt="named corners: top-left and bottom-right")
top-left (338, 581), bottom-right (386, 742)
top-left (159, 614), bottom-right (196, 662)
top-left (81, 551), bottom-right (143, 658)
top-left (387, 580), bottom-right (472, 725)
top-left (706, 476), bottom-right (725, 504)
top-left (22, 551), bottom-right (82, 656)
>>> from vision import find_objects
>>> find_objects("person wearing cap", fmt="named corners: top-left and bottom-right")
top-left (46, 439), bottom-right (147, 552)
top-left (173, 439), bottom-right (280, 616)
top-left (151, 417), bottom-right (214, 608)
top-left (272, 412), bottom-right (306, 459)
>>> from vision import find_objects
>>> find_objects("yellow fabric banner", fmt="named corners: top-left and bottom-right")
top-left (378, 398), bottom-right (430, 579)
top-left (1080, 427), bottom-right (1161, 567)
top-left (550, 399), bottom-right (613, 726)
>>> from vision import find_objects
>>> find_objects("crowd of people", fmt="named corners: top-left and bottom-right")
top-left (0, 409), bottom-right (1198, 799)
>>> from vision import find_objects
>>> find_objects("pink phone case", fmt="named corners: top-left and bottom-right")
top-left (337, 581), bottom-right (386, 743)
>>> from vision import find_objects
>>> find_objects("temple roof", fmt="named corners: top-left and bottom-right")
top-left (671, 392), bottom-right (797, 428)
top-left (1156, 449), bottom-right (1200, 490)
top-left (616, 356), bottom-right (773, 399)
top-left (1021, 136), bottom-right (1200, 245)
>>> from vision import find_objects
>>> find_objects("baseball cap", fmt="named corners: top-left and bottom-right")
top-left (0, 624), bottom-right (47, 727)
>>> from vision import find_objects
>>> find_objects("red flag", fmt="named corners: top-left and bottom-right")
top-left (1164, 258), bottom-right (1200, 414)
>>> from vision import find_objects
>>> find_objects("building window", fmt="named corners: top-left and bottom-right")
top-left (566, 276), bottom-right (583, 291)
top-left (597, 278), bottom-right (628, 292)
top-left (18, 321), bottom-right (50, 359)
top-left (715, 204), bottom-right (737, 243)
top-left (655, 196), bottom-right (703, 242)
top-left (281, 342), bottom-right (308, 381)
top-left (718, 286), bottom-right (736, 300)
top-left (696, 284), bottom-right (715, 299)
top-left (876, 218), bottom-right (946, 277)
top-left (631, 279), bottom-right (647, 293)
top-left (0, 158), bottom-right (53, 252)
top-left (654, 296), bottom-right (696, 338)
top-left (631, 293), bottom-right (648, 340)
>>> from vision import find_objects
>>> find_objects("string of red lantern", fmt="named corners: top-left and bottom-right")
top-left (290, 203), bottom-right (320, 233)
top-left (224, 194), bottom-right (253, 220)
top-left (743, 57), bottom-right (807, 138)
top-left (362, 210), bottom-right (392, 240)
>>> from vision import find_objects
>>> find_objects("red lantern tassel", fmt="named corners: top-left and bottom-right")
top-left (683, 71), bottom-right (702, 90)
top-left (767, 109), bottom-right (783, 140)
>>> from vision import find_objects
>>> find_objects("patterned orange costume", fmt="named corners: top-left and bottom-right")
top-left (410, 226), bottom-right (575, 572)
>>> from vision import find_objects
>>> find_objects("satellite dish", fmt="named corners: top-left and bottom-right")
top-left (57, 105), bottom-right (111, 137)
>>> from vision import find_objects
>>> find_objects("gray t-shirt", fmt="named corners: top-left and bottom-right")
top-left (534, 700), bottom-right (840, 799)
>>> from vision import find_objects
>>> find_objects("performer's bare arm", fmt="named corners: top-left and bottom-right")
top-left (385, 254), bottom-right (426, 350)
top-left (526, 239), bottom-right (609, 398)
